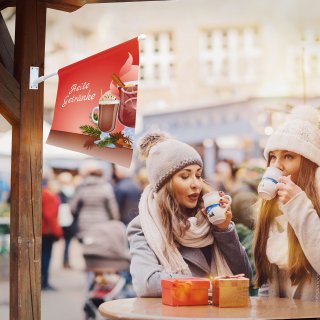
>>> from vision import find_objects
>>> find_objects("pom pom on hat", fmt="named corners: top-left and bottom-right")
top-left (264, 105), bottom-right (320, 166)
top-left (289, 105), bottom-right (320, 127)
top-left (138, 131), bottom-right (203, 192)
top-left (137, 131), bottom-right (170, 160)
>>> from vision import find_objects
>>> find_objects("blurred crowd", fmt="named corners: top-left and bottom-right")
top-left (39, 161), bottom-right (145, 290)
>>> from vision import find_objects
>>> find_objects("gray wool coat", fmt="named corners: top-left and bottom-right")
top-left (127, 216), bottom-right (252, 297)
top-left (70, 176), bottom-right (120, 239)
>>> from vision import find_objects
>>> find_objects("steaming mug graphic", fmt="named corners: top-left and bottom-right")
top-left (202, 191), bottom-right (232, 225)
top-left (90, 98), bottom-right (120, 133)
top-left (118, 81), bottom-right (138, 128)
top-left (258, 166), bottom-right (283, 200)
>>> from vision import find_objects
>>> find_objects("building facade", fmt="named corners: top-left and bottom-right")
top-left (2, 1), bottom-right (320, 175)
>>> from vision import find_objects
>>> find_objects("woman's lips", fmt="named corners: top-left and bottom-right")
top-left (188, 193), bottom-right (199, 201)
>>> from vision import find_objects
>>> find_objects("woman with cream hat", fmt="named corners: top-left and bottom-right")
top-left (254, 105), bottom-right (320, 301)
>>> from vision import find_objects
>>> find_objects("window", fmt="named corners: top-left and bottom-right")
top-left (139, 31), bottom-right (175, 87)
top-left (199, 26), bottom-right (260, 87)
top-left (287, 29), bottom-right (320, 82)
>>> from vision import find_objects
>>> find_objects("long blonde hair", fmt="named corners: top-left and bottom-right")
top-left (156, 179), bottom-right (212, 246)
top-left (254, 156), bottom-right (320, 287)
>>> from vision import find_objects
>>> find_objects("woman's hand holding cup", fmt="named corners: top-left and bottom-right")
top-left (202, 191), bottom-right (233, 231)
top-left (214, 210), bottom-right (232, 231)
top-left (276, 175), bottom-right (302, 205)
top-left (258, 167), bottom-right (283, 200)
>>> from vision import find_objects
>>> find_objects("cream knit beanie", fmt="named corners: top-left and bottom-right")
top-left (138, 132), bottom-right (203, 192)
top-left (264, 105), bottom-right (320, 166)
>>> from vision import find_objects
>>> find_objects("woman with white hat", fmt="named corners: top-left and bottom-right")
top-left (254, 105), bottom-right (320, 301)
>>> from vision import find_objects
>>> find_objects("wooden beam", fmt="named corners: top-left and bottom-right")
top-left (0, 13), bottom-right (14, 74)
top-left (2, 0), bottom-right (168, 13)
top-left (10, 0), bottom-right (46, 319)
top-left (0, 62), bottom-right (20, 124)
top-left (42, 0), bottom-right (85, 12)
top-left (1, 1), bottom-right (169, 15)
top-left (44, 0), bottom-right (168, 12)
top-left (86, 0), bottom-right (168, 2)
top-left (0, 0), bottom-right (15, 10)
top-left (0, 8), bottom-right (15, 127)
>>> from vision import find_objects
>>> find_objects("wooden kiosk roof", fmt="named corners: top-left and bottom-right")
top-left (0, 1), bottom-right (163, 319)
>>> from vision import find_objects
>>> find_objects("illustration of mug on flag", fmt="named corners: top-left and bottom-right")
top-left (47, 36), bottom-right (141, 167)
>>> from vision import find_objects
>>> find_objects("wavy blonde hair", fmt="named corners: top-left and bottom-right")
top-left (253, 156), bottom-right (320, 287)
top-left (156, 179), bottom-right (212, 246)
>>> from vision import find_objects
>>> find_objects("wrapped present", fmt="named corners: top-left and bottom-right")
top-left (212, 274), bottom-right (249, 307)
top-left (161, 278), bottom-right (210, 306)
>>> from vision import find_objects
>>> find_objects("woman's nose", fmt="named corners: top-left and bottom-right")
top-left (190, 177), bottom-right (201, 189)
top-left (273, 158), bottom-right (284, 171)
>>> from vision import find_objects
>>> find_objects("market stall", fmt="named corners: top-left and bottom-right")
top-left (0, 1), bottom-right (161, 319)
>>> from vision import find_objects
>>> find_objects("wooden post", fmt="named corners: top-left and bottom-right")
top-left (11, 0), bottom-right (46, 319)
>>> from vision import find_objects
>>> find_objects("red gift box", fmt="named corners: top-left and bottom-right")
top-left (161, 278), bottom-right (210, 306)
top-left (212, 275), bottom-right (249, 308)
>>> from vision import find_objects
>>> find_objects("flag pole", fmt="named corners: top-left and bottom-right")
top-left (29, 34), bottom-right (146, 90)
top-left (34, 70), bottom-right (58, 85)
top-left (138, 34), bottom-right (146, 40)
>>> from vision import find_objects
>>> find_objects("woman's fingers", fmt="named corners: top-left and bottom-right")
top-left (219, 198), bottom-right (231, 207)
top-left (276, 182), bottom-right (286, 191)
top-left (213, 209), bottom-right (232, 231)
top-left (278, 175), bottom-right (292, 184)
top-left (276, 175), bottom-right (302, 205)
top-left (225, 209), bottom-right (232, 220)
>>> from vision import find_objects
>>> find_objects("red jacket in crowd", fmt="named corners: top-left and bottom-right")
top-left (42, 188), bottom-right (63, 238)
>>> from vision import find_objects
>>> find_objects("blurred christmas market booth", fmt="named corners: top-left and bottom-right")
top-left (142, 96), bottom-right (320, 178)
top-left (0, 121), bottom-right (90, 173)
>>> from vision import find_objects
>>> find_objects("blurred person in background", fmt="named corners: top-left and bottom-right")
top-left (230, 158), bottom-right (266, 295)
top-left (57, 171), bottom-right (76, 269)
top-left (69, 161), bottom-right (133, 317)
top-left (0, 174), bottom-right (9, 204)
top-left (70, 160), bottom-right (120, 242)
top-left (113, 164), bottom-right (142, 226)
top-left (42, 167), bottom-right (63, 290)
top-left (0, 174), bottom-right (10, 220)
top-left (231, 158), bottom-right (266, 230)
top-left (211, 159), bottom-right (237, 193)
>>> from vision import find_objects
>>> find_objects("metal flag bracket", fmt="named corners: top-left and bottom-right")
top-left (29, 66), bottom-right (39, 90)
top-left (29, 67), bottom-right (57, 90)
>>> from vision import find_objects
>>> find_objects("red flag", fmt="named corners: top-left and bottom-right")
top-left (47, 37), bottom-right (140, 167)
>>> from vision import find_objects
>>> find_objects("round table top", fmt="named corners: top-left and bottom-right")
top-left (99, 296), bottom-right (320, 320)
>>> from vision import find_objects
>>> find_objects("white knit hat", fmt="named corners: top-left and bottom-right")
top-left (138, 132), bottom-right (203, 192)
top-left (264, 105), bottom-right (320, 166)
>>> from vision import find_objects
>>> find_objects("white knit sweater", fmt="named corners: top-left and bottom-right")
top-left (265, 191), bottom-right (320, 301)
